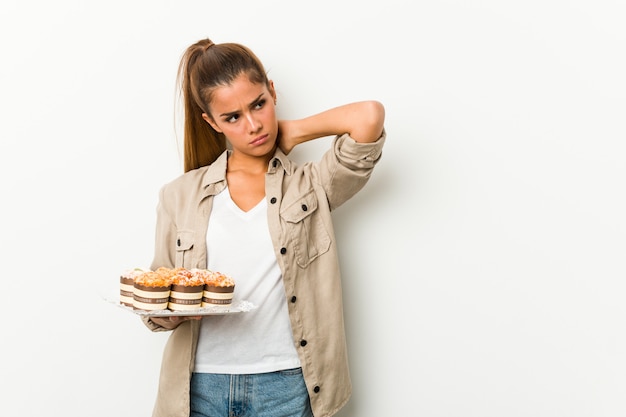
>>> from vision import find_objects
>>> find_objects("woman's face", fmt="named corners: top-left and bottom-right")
top-left (203, 73), bottom-right (278, 159)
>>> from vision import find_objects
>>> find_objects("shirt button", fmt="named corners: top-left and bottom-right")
top-left (291, 296), bottom-right (297, 303)
top-left (280, 247), bottom-right (287, 255)
top-left (273, 159), bottom-right (278, 167)
top-left (313, 386), bottom-right (320, 393)
top-left (301, 204), bottom-right (308, 211)
top-left (177, 239), bottom-right (181, 247)
top-left (300, 340), bottom-right (307, 347)
top-left (270, 197), bottom-right (277, 204)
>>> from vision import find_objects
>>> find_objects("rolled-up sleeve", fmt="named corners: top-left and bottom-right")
top-left (320, 129), bottom-right (386, 210)
top-left (334, 130), bottom-right (385, 168)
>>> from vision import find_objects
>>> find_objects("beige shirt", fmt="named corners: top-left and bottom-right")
top-left (144, 132), bottom-right (386, 417)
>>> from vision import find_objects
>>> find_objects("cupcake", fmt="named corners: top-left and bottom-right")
top-left (202, 271), bottom-right (235, 307)
top-left (168, 268), bottom-right (205, 311)
top-left (132, 268), bottom-right (173, 311)
top-left (119, 268), bottom-right (147, 307)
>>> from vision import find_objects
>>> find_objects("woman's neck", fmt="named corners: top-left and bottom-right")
top-left (227, 149), bottom-right (274, 175)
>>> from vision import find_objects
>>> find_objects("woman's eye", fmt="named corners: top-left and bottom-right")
top-left (254, 99), bottom-right (266, 109)
top-left (226, 114), bottom-right (240, 123)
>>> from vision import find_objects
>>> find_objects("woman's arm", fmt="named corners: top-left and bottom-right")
top-left (278, 100), bottom-right (385, 154)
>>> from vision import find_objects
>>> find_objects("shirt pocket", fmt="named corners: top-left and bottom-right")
top-left (280, 190), bottom-right (330, 268)
top-left (175, 230), bottom-right (195, 268)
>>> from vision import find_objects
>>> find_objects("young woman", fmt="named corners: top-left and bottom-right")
top-left (143, 38), bottom-right (386, 417)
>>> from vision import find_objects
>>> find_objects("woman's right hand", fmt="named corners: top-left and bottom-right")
top-left (150, 315), bottom-right (202, 330)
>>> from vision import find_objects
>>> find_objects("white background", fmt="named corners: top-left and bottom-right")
top-left (1, 1), bottom-right (625, 416)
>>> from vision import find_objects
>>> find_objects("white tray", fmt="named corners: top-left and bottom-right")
top-left (106, 298), bottom-right (256, 317)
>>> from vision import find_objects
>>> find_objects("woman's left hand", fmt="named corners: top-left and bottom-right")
top-left (277, 120), bottom-right (297, 155)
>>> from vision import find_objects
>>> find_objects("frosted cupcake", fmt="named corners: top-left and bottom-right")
top-left (202, 271), bottom-right (235, 306)
top-left (168, 268), bottom-right (205, 311)
top-left (133, 269), bottom-right (173, 311)
top-left (119, 268), bottom-right (148, 307)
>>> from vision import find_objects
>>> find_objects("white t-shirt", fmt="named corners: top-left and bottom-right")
top-left (194, 188), bottom-right (301, 374)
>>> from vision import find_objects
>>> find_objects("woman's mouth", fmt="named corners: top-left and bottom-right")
top-left (250, 134), bottom-right (268, 146)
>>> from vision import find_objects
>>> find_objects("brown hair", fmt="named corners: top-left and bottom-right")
top-left (177, 38), bottom-right (270, 172)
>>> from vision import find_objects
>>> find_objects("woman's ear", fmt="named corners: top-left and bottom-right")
top-left (268, 80), bottom-right (277, 104)
top-left (202, 113), bottom-right (222, 133)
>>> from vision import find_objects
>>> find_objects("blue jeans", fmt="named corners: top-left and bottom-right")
top-left (190, 368), bottom-right (314, 417)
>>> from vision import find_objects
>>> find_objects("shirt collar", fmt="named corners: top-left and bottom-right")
top-left (200, 148), bottom-right (292, 197)
top-left (269, 147), bottom-right (293, 174)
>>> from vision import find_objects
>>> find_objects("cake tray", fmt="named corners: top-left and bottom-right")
top-left (106, 298), bottom-right (256, 317)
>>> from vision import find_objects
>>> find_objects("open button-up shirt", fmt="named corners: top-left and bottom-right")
top-left (144, 131), bottom-right (385, 417)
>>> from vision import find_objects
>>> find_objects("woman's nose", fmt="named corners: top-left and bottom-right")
top-left (245, 113), bottom-right (261, 132)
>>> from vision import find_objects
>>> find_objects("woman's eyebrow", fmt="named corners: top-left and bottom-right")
top-left (219, 93), bottom-right (265, 118)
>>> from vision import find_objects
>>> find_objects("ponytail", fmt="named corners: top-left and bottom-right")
top-left (177, 39), bottom-right (226, 172)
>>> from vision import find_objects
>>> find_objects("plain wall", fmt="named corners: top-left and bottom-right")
top-left (1, 1), bottom-right (625, 416)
